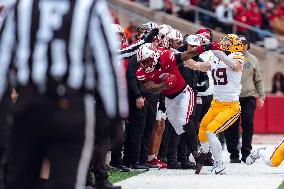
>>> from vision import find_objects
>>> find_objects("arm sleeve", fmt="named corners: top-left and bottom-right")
top-left (118, 39), bottom-right (145, 58)
top-left (253, 57), bottom-right (265, 100)
top-left (175, 53), bottom-right (183, 65)
top-left (126, 55), bottom-right (142, 98)
top-left (118, 28), bottom-right (159, 58)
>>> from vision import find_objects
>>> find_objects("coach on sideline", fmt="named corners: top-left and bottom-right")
top-left (225, 36), bottom-right (265, 163)
top-left (0, 0), bottom-right (128, 189)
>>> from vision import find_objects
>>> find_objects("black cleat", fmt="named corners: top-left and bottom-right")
top-left (195, 152), bottom-right (209, 174)
top-left (167, 162), bottom-right (182, 169)
top-left (181, 162), bottom-right (196, 170)
top-left (130, 163), bottom-right (149, 171)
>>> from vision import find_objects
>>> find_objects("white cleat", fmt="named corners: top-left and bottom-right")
top-left (211, 162), bottom-right (226, 175)
top-left (245, 147), bottom-right (266, 165)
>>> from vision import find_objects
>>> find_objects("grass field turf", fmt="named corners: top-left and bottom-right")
top-left (278, 181), bottom-right (284, 189)
top-left (108, 170), bottom-right (142, 183)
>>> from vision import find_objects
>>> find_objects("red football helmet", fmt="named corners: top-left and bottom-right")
top-left (137, 43), bottom-right (160, 73)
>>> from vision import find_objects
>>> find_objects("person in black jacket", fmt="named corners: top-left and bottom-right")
top-left (123, 53), bottom-right (160, 169)
top-left (175, 37), bottom-right (210, 169)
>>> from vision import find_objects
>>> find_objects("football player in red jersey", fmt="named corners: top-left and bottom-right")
top-left (136, 43), bottom-right (211, 139)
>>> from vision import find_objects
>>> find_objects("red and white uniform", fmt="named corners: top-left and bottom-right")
top-left (136, 50), bottom-right (195, 135)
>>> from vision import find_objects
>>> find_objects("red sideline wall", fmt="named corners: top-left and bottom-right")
top-left (254, 96), bottom-right (284, 133)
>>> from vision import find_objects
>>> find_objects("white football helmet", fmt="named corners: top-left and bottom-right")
top-left (111, 24), bottom-right (126, 44)
top-left (185, 35), bottom-right (201, 46)
top-left (146, 22), bottom-right (159, 30)
top-left (167, 29), bottom-right (183, 49)
top-left (137, 43), bottom-right (160, 73)
top-left (112, 24), bottom-right (124, 34)
top-left (158, 24), bottom-right (173, 48)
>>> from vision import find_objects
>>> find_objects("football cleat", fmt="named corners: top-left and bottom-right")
top-left (146, 158), bottom-right (167, 169)
top-left (245, 147), bottom-right (266, 165)
top-left (211, 162), bottom-right (226, 175)
top-left (195, 152), bottom-right (209, 174)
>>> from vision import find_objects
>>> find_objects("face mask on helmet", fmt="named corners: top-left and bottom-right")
top-left (168, 29), bottom-right (183, 49)
top-left (220, 34), bottom-right (244, 53)
top-left (137, 43), bottom-right (160, 73)
top-left (158, 24), bottom-right (173, 48)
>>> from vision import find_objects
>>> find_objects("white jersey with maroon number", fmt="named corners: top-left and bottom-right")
top-left (209, 52), bottom-right (244, 102)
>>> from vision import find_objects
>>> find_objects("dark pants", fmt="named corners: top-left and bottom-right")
top-left (109, 121), bottom-right (124, 167)
top-left (158, 120), bottom-right (170, 161)
top-left (225, 96), bottom-right (256, 160)
top-left (177, 117), bottom-right (199, 164)
top-left (194, 95), bottom-right (213, 135)
top-left (166, 124), bottom-right (180, 164)
top-left (8, 89), bottom-right (94, 189)
top-left (91, 98), bottom-right (122, 182)
top-left (123, 96), bottom-right (157, 165)
top-left (0, 90), bottom-right (12, 189)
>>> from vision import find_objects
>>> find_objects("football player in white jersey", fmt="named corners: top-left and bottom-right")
top-left (195, 34), bottom-right (245, 174)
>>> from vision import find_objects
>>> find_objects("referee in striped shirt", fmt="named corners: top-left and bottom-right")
top-left (0, 0), bottom-right (128, 189)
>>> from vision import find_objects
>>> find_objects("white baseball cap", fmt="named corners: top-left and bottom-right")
top-left (185, 35), bottom-right (201, 46)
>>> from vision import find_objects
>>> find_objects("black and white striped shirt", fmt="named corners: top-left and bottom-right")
top-left (0, 0), bottom-right (128, 118)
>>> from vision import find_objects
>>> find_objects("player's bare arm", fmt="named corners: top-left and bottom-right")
top-left (212, 50), bottom-right (243, 72)
top-left (184, 59), bottom-right (211, 72)
top-left (143, 81), bottom-right (168, 94)
top-left (180, 49), bottom-right (199, 62)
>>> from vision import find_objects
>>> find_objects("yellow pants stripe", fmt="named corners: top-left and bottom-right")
top-left (214, 109), bottom-right (241, 134)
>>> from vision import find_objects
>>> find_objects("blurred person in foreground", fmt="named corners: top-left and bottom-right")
top-left (225, 36), bottom-right (265, 164)
top-left (0, 0), bottom-right (128, 189)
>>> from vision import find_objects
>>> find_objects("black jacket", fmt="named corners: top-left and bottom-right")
top-left (126, 54), bottom-right (159, 102)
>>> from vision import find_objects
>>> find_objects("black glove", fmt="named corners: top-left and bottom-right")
top-left (144, 28), bottom-right (159, 43)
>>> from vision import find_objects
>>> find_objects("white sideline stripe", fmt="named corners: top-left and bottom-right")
top-left (75, 94), bottom-right (95, 189)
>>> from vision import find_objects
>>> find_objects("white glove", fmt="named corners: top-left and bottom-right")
top-left (156, 110), bottom-right (167, 121)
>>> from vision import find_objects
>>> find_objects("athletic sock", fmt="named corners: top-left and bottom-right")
top-left (259, 149), bottom-right (273, 167)
top-left (206, 131), bottom-right (222, 164)
top-left (148, 155), bottom-right (156, 161)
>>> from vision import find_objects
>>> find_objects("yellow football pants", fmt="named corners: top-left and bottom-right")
top-left (270, 138), bottom-right (284, 167)
top-left (199, 100), bottom-right (241, 142)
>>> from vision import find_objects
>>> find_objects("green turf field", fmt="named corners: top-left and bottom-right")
top-left (108, 170), bottom-right (142, 183)
top-left (91, 170), bottom-right (143, 184)
top-left (278, 181), bottom-right (284, 189)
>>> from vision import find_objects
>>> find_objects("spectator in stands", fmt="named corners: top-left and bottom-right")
top-left (272, 72), bottom-right (284, 95)
top-left (197, 0), bottom-right (215, 28)
top-left (277, 2), bottom-right (284, 17)
top-left (215, 0), bottom-right (234, 33)
top-left (271, 15), bottom-right (284, 36)
top-left (235, 5), bottom-right (250, 39)
top-left (248, 2), bottom-right (263, 42)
